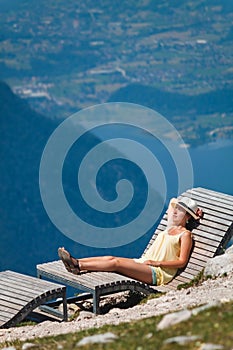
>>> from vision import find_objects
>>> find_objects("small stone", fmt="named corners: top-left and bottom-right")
top-left (76, 332), bottom-right (118, 346)
top-left (199, 343), bottom-right (224, 350)
top-left (144, 333), bottom-right (153, 339)
top-left (226, 245), bottom-right (233, 254)
top-left (69, 303), bottom-right (79, 311)
top-left (220, 297), bottom-right (230, 303)
top-left (191, 301), bottom-right (221, 316)
top-left (157, 309), bottom-right (192, 330)
top-left (22, 343), bottom-right (37, 349)
top-left (82, 301), bottom-right (92, 309)
top-left (75, 310), bottom-right (95, 321)
top-left (108, 308), bottom-right (121, 315)
top-left (164, 335), bottom-right (201, 345)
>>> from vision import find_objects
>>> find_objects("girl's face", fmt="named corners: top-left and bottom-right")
top-left (172, 204), bottom-right (189, 226)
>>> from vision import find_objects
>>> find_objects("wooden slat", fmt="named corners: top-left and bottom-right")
top-left (0, 271), bottom-right (66, 328)
top-left (189, 187), bottom-right (233, 201)
top-left (184, 189), bottom-right (233, 213)
top-left (38, 262), bottom-right (99, 290)
top-left (0, 277), bottom-right (54, 297)
top-left (0, 270), bottom-right (63, 289)
top-left (0, 301), bottom-right (26, 315)
top-left (38, 262), bottom-right (136, 290)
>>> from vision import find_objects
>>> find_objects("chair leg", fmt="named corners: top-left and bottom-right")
top-left (62, 289), bottom-right (68, 321)
top-left (93, 290), bottom-right (100, 314)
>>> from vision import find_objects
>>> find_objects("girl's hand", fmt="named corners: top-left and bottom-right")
top-left (196, 208), bottom-right (204, 219)
top-left (143, 260), bottom-right (153, 265)
top-left (143, 260), bottom-right (160, 267)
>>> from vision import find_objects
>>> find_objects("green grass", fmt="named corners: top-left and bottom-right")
top-left (177, 269), bottom-right (210, 290)
top-left (1, 300), bottom-right (233, 350)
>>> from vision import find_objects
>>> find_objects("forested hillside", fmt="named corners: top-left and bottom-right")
top-left (108, 84), bottom-right (233, 145)
top-left (0, 81), bottom-right (155, 274)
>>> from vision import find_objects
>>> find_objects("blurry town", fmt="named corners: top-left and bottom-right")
top-left (0, 1), bottom-right (232, 146)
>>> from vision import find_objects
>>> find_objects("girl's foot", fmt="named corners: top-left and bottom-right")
top-left (58, 247), bottom-right (81, 275)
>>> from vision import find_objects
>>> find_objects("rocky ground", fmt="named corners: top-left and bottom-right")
top-left (0, 272), bottom-right (233, 344)
top-left (1, 247), bottom-right (233, 345)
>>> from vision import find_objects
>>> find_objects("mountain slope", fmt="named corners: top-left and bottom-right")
top-left (0, 81), bottom-right (69, 274)
top-left (0, 82), bottom-right (157, 275)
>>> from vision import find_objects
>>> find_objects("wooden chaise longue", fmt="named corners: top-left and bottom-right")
top-left (0, 271), bottom-right (67, 329)
top-left (37, 187), bottom-right (233, 314)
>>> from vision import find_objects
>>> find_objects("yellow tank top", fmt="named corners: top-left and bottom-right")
top-left (140, 228), bottom-right (186, 285)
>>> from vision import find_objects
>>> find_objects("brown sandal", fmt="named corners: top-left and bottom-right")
top-left (58, 247), bottom-right (81, 275)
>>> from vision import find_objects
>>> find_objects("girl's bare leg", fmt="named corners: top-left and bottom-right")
top-left (76, 256), bottom-right (153, 284)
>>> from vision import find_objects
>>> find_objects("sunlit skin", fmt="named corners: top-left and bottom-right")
top-left (64, 201), bottom-right (193, 285)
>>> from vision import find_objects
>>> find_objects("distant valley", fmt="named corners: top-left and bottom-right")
top-left (0, 0), bottom-right (232, 146)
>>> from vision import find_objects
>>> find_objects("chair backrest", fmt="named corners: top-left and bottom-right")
top-left (142, 187), bottom-right (233, 289)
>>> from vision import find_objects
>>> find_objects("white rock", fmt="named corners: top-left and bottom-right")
top-left (22, 343), bottom-right (37, 350)
top-left (199, 343), bottom-right (224, 350)
top-left (157, 309), bottom-right (192, 330)
top-left (108, 308), bottom-right (121, 315)
top-left (75, 310), bottom-right (95, 321)
top-left (76, 332), bottom-right (118, 346)
top-left (145, 333), bottom-right (153, 339)
top-left (58, 302), bottom-right (80, 315)
top-left (204, 253), bottom-right (233, 277)
top-left (191, 301), bottom-right (221, 316)
top-left (164, 335), bottom-right (200, 345)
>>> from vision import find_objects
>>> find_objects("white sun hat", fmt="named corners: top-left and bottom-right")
top-left (171, 196), bottom-right (199, 220)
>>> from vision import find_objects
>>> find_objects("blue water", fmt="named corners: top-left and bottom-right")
top-left (190, 139), bottom-right (233, 196)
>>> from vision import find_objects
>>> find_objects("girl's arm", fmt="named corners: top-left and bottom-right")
top-left (143, 231), bottom-right (193, 269)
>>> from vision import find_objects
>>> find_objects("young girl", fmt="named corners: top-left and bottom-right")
top-left (58, 197), bottom-right (202, 286)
